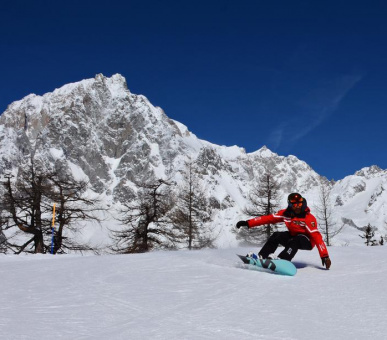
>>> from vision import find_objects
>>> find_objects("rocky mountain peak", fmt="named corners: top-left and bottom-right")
top-left (1, 73), bottom-right (386, 246)
top-left (354, 165), bottom-right (385, 179)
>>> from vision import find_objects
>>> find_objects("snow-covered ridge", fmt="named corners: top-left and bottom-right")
top-left (0, 73), bottom-right (386, 246)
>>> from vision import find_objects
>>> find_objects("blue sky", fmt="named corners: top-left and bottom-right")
top-left (1, 0), bottom-right (387, 180)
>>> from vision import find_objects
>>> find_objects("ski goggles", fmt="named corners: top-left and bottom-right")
top-left (289, 197), bottom-right (303, 207)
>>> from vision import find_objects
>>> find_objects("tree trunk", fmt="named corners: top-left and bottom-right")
top-left (34, 231), bottom-right (45, 253)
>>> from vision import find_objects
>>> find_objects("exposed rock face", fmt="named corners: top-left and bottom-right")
top-left (1, 73), bottom-right (386, 245)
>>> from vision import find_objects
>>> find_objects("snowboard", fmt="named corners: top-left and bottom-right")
top-left (237, 254), bottom-right (297, 276)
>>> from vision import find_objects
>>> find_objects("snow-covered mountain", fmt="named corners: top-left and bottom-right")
top-left (0, 73), bottom-right (386, 247)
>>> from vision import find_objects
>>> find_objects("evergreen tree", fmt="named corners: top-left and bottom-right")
top-left (359, 224), bottom-right (377, 246)
top-left (379, 236), bottom-right (384, 246)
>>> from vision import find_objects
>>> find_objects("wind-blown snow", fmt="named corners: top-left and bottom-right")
top-left (1, 246), bottom-right (386, 339)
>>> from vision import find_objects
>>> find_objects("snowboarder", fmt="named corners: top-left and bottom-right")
top-left (236, 193), bottom-right (331, 269)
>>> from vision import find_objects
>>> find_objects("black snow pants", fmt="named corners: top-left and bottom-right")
top-left (258, 231), bottom-right (313, 261)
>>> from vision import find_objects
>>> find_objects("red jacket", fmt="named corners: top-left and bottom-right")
top-left (247, 207), bottom-right (329, 259)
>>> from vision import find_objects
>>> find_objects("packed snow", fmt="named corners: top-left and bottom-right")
top-left (1, 246), bottom-right (386, 339)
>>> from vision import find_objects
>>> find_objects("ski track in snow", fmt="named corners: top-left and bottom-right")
top-left (0, 246), bottom-right (386, 340)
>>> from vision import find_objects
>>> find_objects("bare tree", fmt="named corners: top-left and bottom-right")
top-left (171, 160), bottom-right (215, 250)
top-left (45, 172), bottom-right (104, 254)
top-left (1, 160), bottom-right (104, 254)
top-left (2, 164), bottom-right (49, 253)
top-left (314, 183), bottom-right (342, 246)
top-left (236, 169), bottom-right (280, 245)
top-left (111, 178), bottom-right (181, 253)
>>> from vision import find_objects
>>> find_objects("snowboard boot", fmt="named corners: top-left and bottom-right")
top-left (267, 253), bottom-right (279, 260)
top-left (246, 252), bottom-right (258, 259)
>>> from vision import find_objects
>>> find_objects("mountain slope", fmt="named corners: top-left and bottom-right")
top-left (0, 74), bottom-right (386, 247)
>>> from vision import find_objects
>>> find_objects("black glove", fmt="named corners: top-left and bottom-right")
top-left (236, 220), bottom-right (249, 229)
top-left (321, 256), bottom-right (331, 270)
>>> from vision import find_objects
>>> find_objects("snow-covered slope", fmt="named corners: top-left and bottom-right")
top-left (0, 247), bottom-right (386, 339)
top-left (0, 74), bottom-right (386, 247)
top-left (333, 166), bottom-right (387, 233)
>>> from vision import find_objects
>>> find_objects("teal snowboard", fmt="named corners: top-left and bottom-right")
top-left (237, 254), bottom-right (297, 276)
